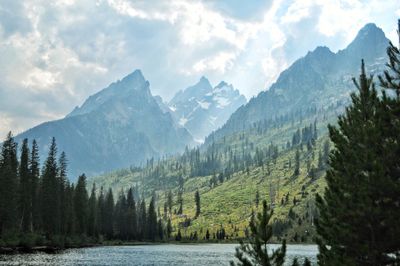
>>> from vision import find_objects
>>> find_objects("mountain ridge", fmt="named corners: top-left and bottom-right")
top-left (15, 70), bottom-right (194, 180)
top-left (205, 23), bottom-right (389, 145)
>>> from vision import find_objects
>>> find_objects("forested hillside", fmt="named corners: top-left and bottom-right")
top-left (89, 23), bottom-right (390, 243)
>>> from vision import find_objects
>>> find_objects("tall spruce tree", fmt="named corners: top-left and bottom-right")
top-left (74, 174), bottom-right (88, 235)
top-left (138, 199), bottom-right (146, 240)
top-left (147, 196), bottom-right (157, 241)
top-left (87, 183), bottom-right (97, 237)
top-left (126, 188), bottom-right (137, 240)
top-left (29, 140), bottom-right (40, 231)
top-left (115, 190), bottom-right (128, 239)
top-left (231, 200), bottom-right (286, 266)
top-left (0, 132), bottom-right (19, 235)
top-left (104, 188), bottom-right (114, 239)
top-left (97, 186), bottom-right (105, 237)
top-left (195, 190), bottom-right (200, 218)
top-left (58, 151), bottom-right (67, 235)
top-left (316, 59), bottom-right (400, 265)
top-left (40, 137), bottom-right (60, 236)
top-left (19, 139), bottom-right (31, 233)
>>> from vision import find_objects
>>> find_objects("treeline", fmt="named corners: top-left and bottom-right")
top-left (0, 136), bottom-right (167, 248)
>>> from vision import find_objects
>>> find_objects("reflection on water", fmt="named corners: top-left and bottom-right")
top-left (0, 244), bottom-right (318, 266)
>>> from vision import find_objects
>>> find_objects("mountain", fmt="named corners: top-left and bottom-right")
top-left (206, 23), bottom-right (389, 143)
top-left (168, 77), bottom-right (246, 141)
top-left (89, 23), bottom-right (393, 243)
top-left (15, 70), bottom-right (194, 180)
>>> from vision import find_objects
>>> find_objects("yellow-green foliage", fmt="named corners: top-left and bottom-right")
top-left (156, 137), bottom-right (328, 242)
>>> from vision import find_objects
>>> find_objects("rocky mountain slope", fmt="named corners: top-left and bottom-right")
top-left (169, 77), bottom-right (246, 141)
top-left (15, 70), bottom-right (194, 180)
top-left (206, 23), bottom-right (389, 144)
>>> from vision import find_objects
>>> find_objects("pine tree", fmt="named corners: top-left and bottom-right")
top-left (177, 190), bottom-right (183, 215)
top-left (166, 218), bottom-right (172, 239)
top-left (167, 190), bottom-right (173, 214)
top-left (74, 174), bottom-right (88, 235)
top-left (87, 183), bottom-right (97, 237)
top-left (58, 151), bottom-right (67, 235)
top-left (316, 59), bottom-right (400, 265)
top-left (29, 140), bottom-right (40, 231)
top-left (64, 182), bottom-right (75, 235)
top-left (126, 188), bottom-right (137, 240)
top-left (231, 200), bottom-right (286, 266)
top-left (0, 132), bottom-right (19, 235)
top-left (255, 190), bottom-right (260, 208)
top-left (294, 149), bottom-right (300, 176)
top-left (147, 196), bottom-right (157, 241)
top-left (97, 186), bottom-right (105, 237)
top-left (175, 229), bottom-right (182, 241)
top-left (19, 139), bottom-right (31, 233)
top-left (195, 190), bottom-right (201, 218)
top-left (40, 137), bottom-right (60, 236)
top-left (138, 199), bottom-right (146, 240)
top-left (104, 188), bottom-right (114, 239)
top-left (115, 190), bottom-right (128, 239)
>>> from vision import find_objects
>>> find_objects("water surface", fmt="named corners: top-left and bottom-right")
top-left (0, 244), bottom-right (318, 265)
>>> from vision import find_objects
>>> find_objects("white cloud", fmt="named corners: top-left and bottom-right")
top-left (0, 0), bottom-right (399, 137)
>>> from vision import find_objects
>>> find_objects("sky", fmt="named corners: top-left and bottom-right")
top-left (0, 0), bottom-right (399, 137)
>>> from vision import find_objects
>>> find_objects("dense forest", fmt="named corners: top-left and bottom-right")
top-left (0, 136), bottom-right (169, 248)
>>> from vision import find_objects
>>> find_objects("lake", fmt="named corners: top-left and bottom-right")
top-left (0, 244), bottom-right (318, 265)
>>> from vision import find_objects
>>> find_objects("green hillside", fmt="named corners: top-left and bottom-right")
top-left (89, 103), bottom-right (342, 243)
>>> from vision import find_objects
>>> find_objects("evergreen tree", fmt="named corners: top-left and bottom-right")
top-left (104, 188), bottom-right (114, 239)
top-left (255, 190), bottom-right (260, 208)
top-left (175, 229), bottom-right (182, 241)
top-left (147, 196), bottom-right (157, 241)
top-left (19, 139), bottom-right (31, 233)
top-left (0, 132), bottom-right (19, 235)
top-left (195, 190), bottom-right (201, 218)
top-left (167, 190), bottom-right (173, 214)
top-left (316, 59), bottom-right (400, 265)
top-left (293, 149), bottom-right (300, 176)
top-left (126, 188), bottom-right (137, 240)
top-left (58, 151), bottom-right (67, 235)
top-left (30, 140), bottom-right (40, 231)
top-left (64, 182), bottom-right (75, 235)
top-left (97, 186), bottom-right (105, 237)
top-left (177, 190), bottom-right (183, 215)
top-left (87, 183), bottom-right (97, 237)
top-left (74, 174), bottom-right (88, 235)
top-left (40, 137), bottom-right (60, 236)
top-left (166, 218), bottom-right (172, 239)
top-left (231, 200), bottom-right (286, 266)
top-left (115, 190), bottom-right (128, 239)
top-left (138, 199), bottom-right (146, 240)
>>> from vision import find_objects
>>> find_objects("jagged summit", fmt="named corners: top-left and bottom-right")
top-left (207, 23), bottom-right (390, 144)
top-left (170, 77), bottom-right (213, 106)
top-left (67, 69), bottom-right (150, 118)
top-left (121, 69), bottom-right (146, 86)
top-left (339, 23), bottom-right (388, 65)
top-left (168, 78), bottom-right (246, 141)
top-left (15, 70), bottom-right (194, 180)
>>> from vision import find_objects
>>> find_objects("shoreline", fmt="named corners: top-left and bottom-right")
top-left (0, 241), bottom-right (317, 255)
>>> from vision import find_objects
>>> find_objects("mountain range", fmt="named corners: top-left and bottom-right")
top-left (205, 23), bottom-right (389, 144)
top-left (13, 23), bottom-right (388, 181)
top-left (14, 70), bottom-right (245, 179)
top-left (15, 70), bottom-right (194, 179)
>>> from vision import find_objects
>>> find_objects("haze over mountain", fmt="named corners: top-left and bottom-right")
top-left (169, 77), bottom-right (246, 141)
top-left (206, 23), bottom-right (389, 144)
top-left (14, 70), bottom-right (194, 180)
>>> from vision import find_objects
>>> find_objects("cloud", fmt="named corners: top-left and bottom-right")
top-left (0, 0), bottom-right (399, 137)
